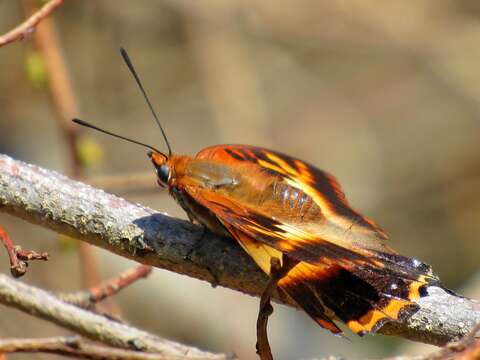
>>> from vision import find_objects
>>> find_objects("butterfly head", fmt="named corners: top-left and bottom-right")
top-left (148, 151), bottom-right (171, 188)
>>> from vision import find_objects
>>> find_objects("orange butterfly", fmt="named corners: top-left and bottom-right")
top-left (147, 145), bottom-right (439, 335)
top-left (74, 49), bottom-right (444, 356)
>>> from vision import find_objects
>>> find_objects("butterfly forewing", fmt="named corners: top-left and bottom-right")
top-left (195, 145), bottom-right (391, 252)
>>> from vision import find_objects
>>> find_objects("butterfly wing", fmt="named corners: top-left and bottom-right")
top-left (180, 145), bottom-right (441, 335)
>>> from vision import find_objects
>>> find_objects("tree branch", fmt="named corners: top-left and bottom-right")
top-left (0, 273), bottom-right (232, 359)
top-left (0, 335), bottom-right (210, 360)
top-left (0, 153), bottom-right (479, 346)
top-left (0, 0), bottom-right (64, 47)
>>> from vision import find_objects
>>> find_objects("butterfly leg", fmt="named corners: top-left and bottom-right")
top-left (183, 225), bottom-right (220, 287)
top-left (256, 256), bottom-right (296, 360)
top-left (183, 223), bottom-right (207, 261)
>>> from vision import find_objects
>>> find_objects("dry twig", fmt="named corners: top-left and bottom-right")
top-left (0, 153), bottom-right (479, 346)
top-left (60, 264), bottom-right (152, 308)
top-left (0, 225), bottom-right (48, 277)
top-left (0, 0), bottom-right (64, 47)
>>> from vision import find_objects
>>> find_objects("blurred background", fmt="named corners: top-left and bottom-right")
top-left (1, 1), bottom-right (480, 359)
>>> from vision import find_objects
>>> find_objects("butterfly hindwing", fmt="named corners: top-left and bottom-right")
top-left (223, 223), bottom-right (343, 335)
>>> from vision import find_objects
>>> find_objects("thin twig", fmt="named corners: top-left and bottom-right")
top-left (0, 274), bottom-right (233, 359)
top-left (0, 0), bottom-right (64, 47)
top-left (0, 225), bottom-right (49, 278)
top-left (0, 153), bottom-right (479, 346)
top-left (0, 335), bottom-right (212, 360)
top-left (60, 264), bottom-right (152, 308)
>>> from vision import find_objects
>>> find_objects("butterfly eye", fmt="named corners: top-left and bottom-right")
top-left (156, 164), bottom-right (171, 186)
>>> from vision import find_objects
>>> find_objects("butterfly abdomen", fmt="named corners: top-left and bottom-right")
top-left (271, 181), bottom-right (321, 221)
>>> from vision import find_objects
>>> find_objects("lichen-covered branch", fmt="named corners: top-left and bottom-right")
top-left (0, 274), bottom-right (232, 359)
top-left (0, 153), bottom-right (479, 346)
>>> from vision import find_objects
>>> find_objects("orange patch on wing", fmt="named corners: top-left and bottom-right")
top-left (408, 275), bottom-right (428, 301)
top-left (277, 262), bottom-right (343, 335)
top-left (347, 298), bottom-right (413, 335)
top-left (279, 261), bottom-right (329, 286)
top-left (317, 318), bottom-right (343, 335)
top-left (225, 225), bottom-right (283, 275)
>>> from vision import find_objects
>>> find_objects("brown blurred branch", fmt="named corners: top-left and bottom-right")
top-left (60, 264), bottom-right (152, 309)
top-left (0, 274), bottom-right (232, 360)
top-left (0, 0), bottom-right (64, 47)
top-left (434, 322), bottom-right (480, 360)
top-left (24, 0), bottom-right (80, 175)
top-left (180, 2), bottom-right (271, 145)
top-left (23, 0), bottom-right (115, 311)
top-left (0, 153), bottom-right (479, 346)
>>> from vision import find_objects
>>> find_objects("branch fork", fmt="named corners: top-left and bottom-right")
top-left (0, 225), bottom-right (49, 277)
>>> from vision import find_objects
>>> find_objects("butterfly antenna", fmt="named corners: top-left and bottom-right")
top-left (119, 47), bottom-right (172, 157)
top-left (72, 118), bottom-right (164, 154)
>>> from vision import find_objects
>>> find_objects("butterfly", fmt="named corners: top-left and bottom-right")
top-left (74, 48), bottom-right (444, 357)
